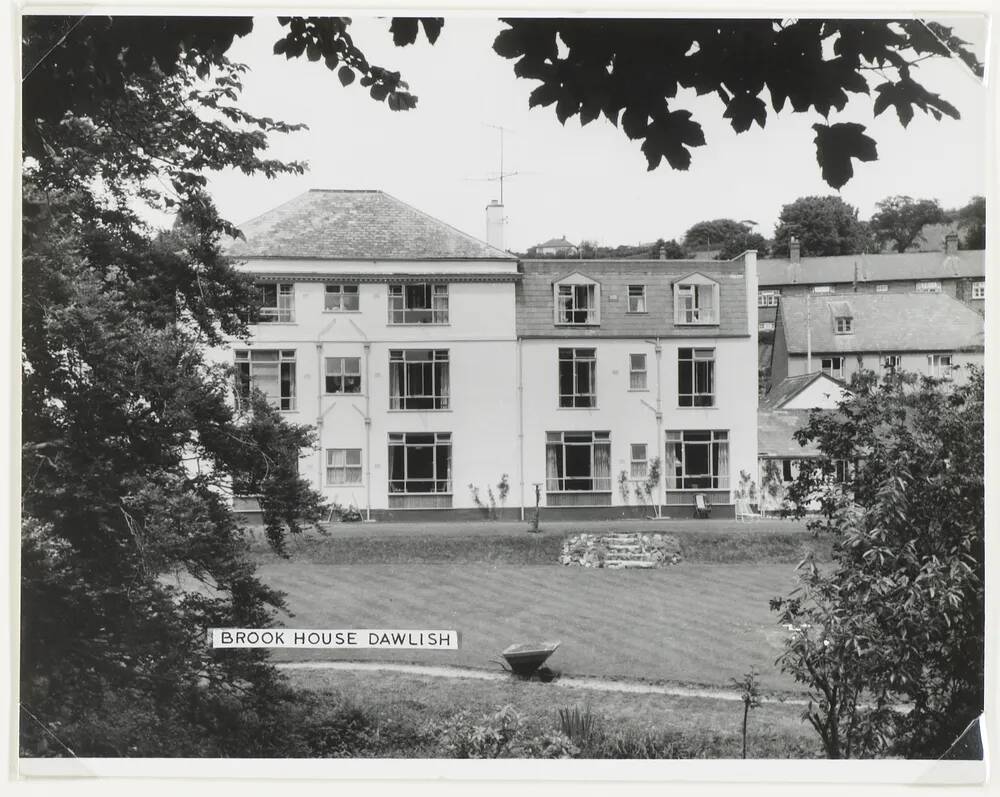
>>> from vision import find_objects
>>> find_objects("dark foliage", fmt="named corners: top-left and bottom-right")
top-left (870, 195), bottom-right (948, 253)
top-left (772, 195), bottom-right (873, 256)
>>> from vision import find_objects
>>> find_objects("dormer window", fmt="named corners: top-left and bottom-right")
top-left (830, 301), bottom-right (853, 334)
top-left (673, 274), bottom-right (719, 325)
top-left (554, 273), bottom-right (600, 325)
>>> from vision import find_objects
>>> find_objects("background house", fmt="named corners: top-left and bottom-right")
top-left (769, 292), bottom-right (985, 387)
top-left (533, 236), bottom-right (580, 257)
top-left (756, 235), bottom-right (986, 330)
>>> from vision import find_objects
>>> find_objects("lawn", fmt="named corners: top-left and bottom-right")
top-left (259, 561), bottom-right (804, 693)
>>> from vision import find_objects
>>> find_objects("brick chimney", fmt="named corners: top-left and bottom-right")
top-left (485, 200), bottom-right (504, 250)
top-left (789, 236), bottom-right (801, 264)
top-left (945, 232), bottom-right (959, 255)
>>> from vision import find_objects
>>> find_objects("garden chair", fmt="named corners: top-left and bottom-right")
top-left (737, 498), bottom-right (762, 522)
top-left (694, 493), bottom-right (711, 519)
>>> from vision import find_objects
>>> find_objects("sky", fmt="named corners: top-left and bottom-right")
top-left (205, 14), bottom-right (990, 253)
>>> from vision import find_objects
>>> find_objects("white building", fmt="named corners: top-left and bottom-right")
top-left (217, 190), bottom-right (760, 519)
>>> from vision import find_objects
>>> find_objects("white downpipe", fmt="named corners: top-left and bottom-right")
top-left (363, 342), bottom-right (372, 521)
top-left (517, 337), bottom-right (525, 521)
top-left (655, 338), bottom-right (664, 512)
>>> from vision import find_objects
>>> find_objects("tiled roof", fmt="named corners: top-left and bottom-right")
top-left (758, 410), bottom-right (822, 457)
top-left (516, 259), bottom-right (749, 338)
top-left (225, 190), bottom-right (514, 261)
top-left (777, 292), bottom-right (984, 354)
top-left (537, 237), bottom-right (577, 248)
top-left (758, 250), bottom-right (984, 286)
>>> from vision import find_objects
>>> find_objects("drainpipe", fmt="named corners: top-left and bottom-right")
top-left (517, 336), bottom-right (525, 521)
top-left (806, 293), bottom-right (813, 373)
top-left (363, 342), bottom-right (372, 521)
top-left (655, 337), bottom-right (664, 510)
top-left (315, 342), bottom-right (324, 488)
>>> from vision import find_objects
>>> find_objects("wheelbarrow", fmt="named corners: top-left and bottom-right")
top-left (499, 641), bottom-right (561, 680)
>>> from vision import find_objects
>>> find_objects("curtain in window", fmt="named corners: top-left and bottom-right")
top-left (388, 442), bottom-right (403, 491)
top-left (437, 359), bottom-right (449, 406)
top-left (664, 439), bottom-right (679, 489)
top-left (716, 437), bottom-right (729, 488)
top-left (389, 359), bottom-right (401, 407)
top-left (546, 443), bottom-right (560, 490)
top-left (594, 442), bottom-right (611, 491)
top-left (698, 285), bottom-right (714, 320)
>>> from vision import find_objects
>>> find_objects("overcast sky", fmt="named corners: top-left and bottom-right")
top-left (206, 14), bottom-right (989, 253)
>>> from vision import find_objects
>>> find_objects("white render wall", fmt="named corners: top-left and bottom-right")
top-left (785, 351), bottom-right (984, 385)
top-left (518, 336), bottom-right (758, 508)
top-left (207, 262), bottom-right (522, 513)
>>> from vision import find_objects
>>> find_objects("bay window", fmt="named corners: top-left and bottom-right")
top-left (665, 430), bottom-right (730, 489)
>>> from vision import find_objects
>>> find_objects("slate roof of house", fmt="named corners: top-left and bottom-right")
top-left (225, 190), bottom-right (514, 261)
top-left (516, 259), bottom-right (749, 338)
top-left (777, 293), bottom-right (985, 354)
top-left (758, 410), bottom-right (822, 458)
top-left (758, 250), bottom-right (984, 287)
top-left (536, 237), bottom-right (577, 249)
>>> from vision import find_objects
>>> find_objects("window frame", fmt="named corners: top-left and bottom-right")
top-left (326, 448), bottom-right (363, 485)
top-left (758, 321), bottom-right (775, 332)
top-left (555, 282), bottom-right (600, 325)
top-left (757, 289), bottom-right (780, 308)
top-left (928, 353), bottom-right (954, 379)
top-left (387, 283), bottom-right (449, 325)
top-left (626, 284), bottom-right (647, 314)
top-left (235, 349), bottom-right (296, 411)
top-left (812, 285), bottom-right (833, 294)
top-left (630, 443), bottom-right (648, 480)
top-left (558, 347), bottom-right (597, 408)
top-left (545, 430), bottom-right (612, 493)
top-left (972, 281), bottom-right (985, 300)
top-left (255, 283), bottom-right (294, 323)
top-left (324, 356), bottom-right (362, 395)
top-left (388, 432), bottom-right (452, 494)
top-left (916, 280), bottom-right (942, 294)
top-left (834, 316), bottom-right (853, 334)
top-left (875, 283), bottom-right (889, 293)
top-left (820, 356), bottom-right (845, 380)
top-left (628, 353), bottom-right (648, 391)
top-left (389, 349), bottom-right (450, 410)
top-left (324, 284), bottom-right (360, 312)
top-left (674, 278), bottom-right (719, 325)
top-left (881, 354), bottom-right (902, 372)
top-left (664, 430), bottom-right (730, 490)
top-left (678, 347), bottom-right (716, 408)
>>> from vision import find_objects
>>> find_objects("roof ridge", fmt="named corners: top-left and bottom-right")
top-left (379, 191), bottom-right (513, 260)
top-left (234, 190), bottom-right (316, 230)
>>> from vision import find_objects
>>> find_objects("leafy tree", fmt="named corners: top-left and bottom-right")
top-left (683, 219), bottom-right (765, 259)
top-left (953, 195), bottom-right (985, 250)
top-left (772, 368), bottom-right (984, 758)
top-left (869, 195), bottom-right (947, 253)
top-left (772, 196), bottom-right (871, 256)
top-left (23, 17), bottom-right (981, 190)
top-left (493, 19), bottom-right (980, 187)
top-left (652, 238), bottom-right (687, 259)
top-left (21, 16), bottom-right (330, 756)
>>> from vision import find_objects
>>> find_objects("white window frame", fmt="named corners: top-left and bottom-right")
top-left (881, 354), bottom-right (902, 372)
top-left (325, 357), bottom-right (362, 394)
top-left (558, 348), bottom-right (597, 408)
top-left (630, 443), bottom-right (648, 480)
top-left (678, 347), bottom-right (715, 407)
top-left (325, 284), bottom-right (360, 312)
top-left (665, 430), bottom-right (730, 490)
top-left (758, 321), bottom-right (775, 332)
top-left (389, 349), bottom-right (450, 410)
top-left (629, 353), bottom-right (648, 391)
top-left (388, 283), bottom-right (449, 325)
top-left (674, 275), bottom-right (719, 325)
top-left (555, 282), bottom-right (600, 325)
top-left (916, 280), bottom-right (942, 294)
top-left (627, 284), bottom-right (647, 313)
top-left (821, 356), bottom-right (845, 380)
top-left (388, 432), bottom-right (452, 494)
top-left (235, 349), bottom-right (296, 411)
top-left (326, 448), bottom-right (363, 485)
top-left (255, 283), bottom-right (294, 323)
top-left (834, 316), bottom-right (853, 334)
top-left (545, 431), bottom-right (612, 492)
top-left (972, 281), bottom-right (985, 300)
top-left (758, 289), bottom-right (780, 308)
top-left (875, 283), bottom-right (889, 293)
top-left (812, 285), bottom-right (833, 294)
top-left (928, 353), bottom-right (954, 379)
